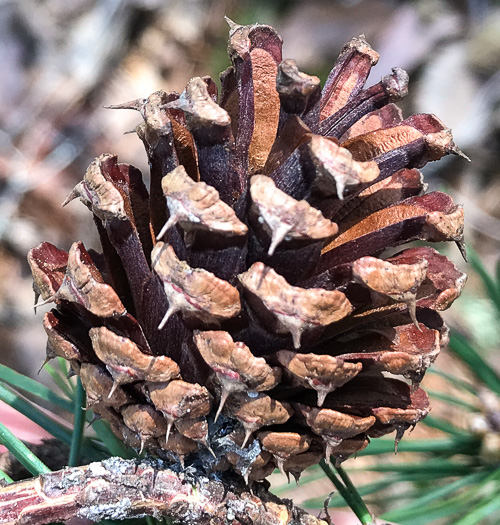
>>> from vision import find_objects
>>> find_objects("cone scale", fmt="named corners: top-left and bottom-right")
top-left (28, 20), bottom-right (467, 482)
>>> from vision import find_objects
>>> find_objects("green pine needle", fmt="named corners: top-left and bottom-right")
top-left (360, 435), bottom-right (481, 456)
top-left (57, 357), bottom-right (76, 393)
top-left (43, 362), bottom-right (75, 399)
top-left (320, 460), bottom-right (374, 525)
top-left (68, 378), bottom-right (86, 467)
top-left (0, 421), bottom-right (51, 476)
top-left (0, 469), bottom-right (14, 484)
top-left (351, 458), bottom-right (480, 475)
top-left (335, 465), bottom-right (374, 524)
top-left (381, 470), bottom-right (490, 522)
top-left (454, 493), bottom-right (500, 525)
top-left (427, 368), bottom-right (478, 394)
top-left (0, 383), bottom-right (102, 460)
top-left (0, 364), bottom-right (73, 412)
top-left (449, 333), bottom-right (500, 395)
top-left (467, 245), bottom-right (500, 316)
top-left (383, 466), bottom-right (500, 523)
top-left (0, 382), bottom-right (73, 443)
top-left (421, 414), bottom-right (465, 436)
top-left (426, 389), bottom-right (478, 411)
top-left (91, 418), bottom-right (135, 459)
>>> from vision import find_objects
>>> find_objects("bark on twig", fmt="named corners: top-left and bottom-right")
top-left (0, 457), bottom-right (326, 525)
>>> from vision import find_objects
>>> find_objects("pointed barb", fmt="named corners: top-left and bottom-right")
top-left (316, 389), bottom-right (329, 408)
top-left (38, 353), bottom-right (54, 374)
top-left (61, 187), bottom-right (80, 208)
top-left (336, 179), bottom-right (346, 200)
top-left (151, 240), bottom-right (168, 267)
top-left (165, 421), bottom-right (173, 445)
top-left (456, 239), bottom-right (468, 262)
top-left (87, 413), bottom-right (102, 428)
top-left (104, 99), bottom-right (146, 111)
top-left (107, 381), bottom-right (119, 399)
top-left (241, 427), bottom-right (253, 448)
top-left (267, 238), bottom-right (280, 257)
top-left (214, 387), bottom-right (230, 423)
top-left (268, 223), bottom-right (292, 256)
top-left (290, 326), bottom-right (302, 349)
top-left (276, 456), bottom-right (286, 477)
top-left (157, 215), bottom-right (178, 241)
top-left (394, 425), bottom-right (406, 453)
top-left (324, 442), bottom-right (333, 465)
top-left (405, 297), bottom-right (421, 330)
top-left (224, 16), bottom-right (241, 31)
top-left (158, 304), bottom-right (177, 330)
top-left (206, 444), bottom-right (216, 458)
top-left (452, 146), bottom-right (471, 162)
top-left (33, 294), bottom-right (56, 312)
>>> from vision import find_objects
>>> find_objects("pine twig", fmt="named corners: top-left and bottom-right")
top-left (0, 457), bottom-right (326, 525)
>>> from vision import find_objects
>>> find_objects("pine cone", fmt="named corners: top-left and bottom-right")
top-left (28, 20), bottom-right (467, 483)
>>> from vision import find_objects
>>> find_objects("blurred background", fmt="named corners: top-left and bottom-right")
top-left (0, 0), bottom-right (499, 522)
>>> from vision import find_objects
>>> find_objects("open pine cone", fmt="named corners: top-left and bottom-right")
top-left (28, 20), bottom-right (467, 483)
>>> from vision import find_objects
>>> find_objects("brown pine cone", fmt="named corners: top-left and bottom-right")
top-left (28, 20), bottom-right (467, 483)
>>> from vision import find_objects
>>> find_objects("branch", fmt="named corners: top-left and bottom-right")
top-left (0, 457), bottom-right (327, 525)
